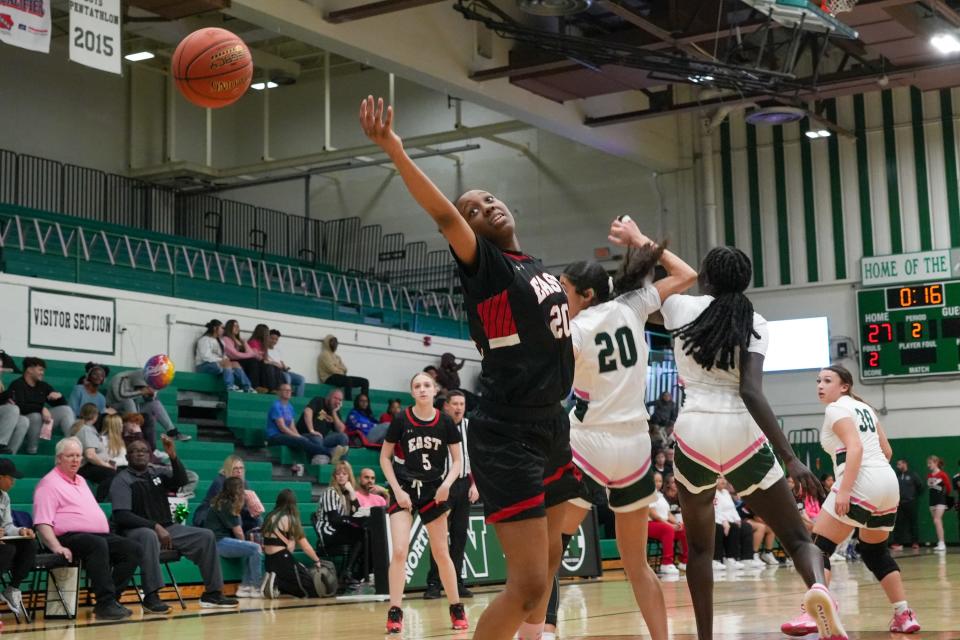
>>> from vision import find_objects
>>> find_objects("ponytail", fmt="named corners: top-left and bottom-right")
top-left (822, 364), bottom-right (867, 404)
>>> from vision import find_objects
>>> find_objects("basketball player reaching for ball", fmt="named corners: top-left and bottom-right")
top-left (781, 365), bottom-right (920, 636)
top-left (544, 220), bottom-right (697, 640)
top-left (380, 372), bottom-right (466, 634)
top-left (645, 240), bottom-right (844, 640)
top-left (361, 96), bottom-right (583, 640)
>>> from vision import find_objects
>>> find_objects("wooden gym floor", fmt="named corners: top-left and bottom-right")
top-left (3, 550), bottom-right (955, 639)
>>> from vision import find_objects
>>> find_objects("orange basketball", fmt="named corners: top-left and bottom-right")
top-left (172, 27), bottom-right (252, 109)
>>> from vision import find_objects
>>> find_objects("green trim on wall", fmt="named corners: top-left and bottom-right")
top-left (853, 95), bottom-right (875, 257)
top-left (881, 90), bottom-right (903, 253)
top-left (941, 89), bottom-right (960, 247)
top-left (720, 122), bottom-right (736, 246)
top-left (825, 100), bottom-right (847, 278)
top-left (800, 122), bottom-right (819, 282)
top-left (910, 88), bottom-right (933, 251)
top-left (746, 124), bottom-right (765, 287)
top-left (773, 126), bottom-right (791, 285)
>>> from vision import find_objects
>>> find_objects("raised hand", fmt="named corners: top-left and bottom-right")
top-left (608, 215), bottom-right (653, 248)
top-left (359, 96), bottom-right (403, 156)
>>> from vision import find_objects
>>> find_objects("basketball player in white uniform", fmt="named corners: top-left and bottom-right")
top-left (546, 218), bottom-right (696, 640)
top-left (782, 365), bottom-right (920, 635)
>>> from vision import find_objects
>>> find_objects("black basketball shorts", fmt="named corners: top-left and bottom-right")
top-left (387, 478), bottom-right (450, 525)
top-left (468, 403), bottom-right (584, 524)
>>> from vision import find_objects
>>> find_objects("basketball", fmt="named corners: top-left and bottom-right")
top-left (143, 353), bottom-right (176, 390)
top-left (172, 27), bottom-right (252, 109)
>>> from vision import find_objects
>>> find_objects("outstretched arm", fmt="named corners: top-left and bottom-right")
top-left (360, 96), bottom-right (477, 266)
top-left (608, 217), bottom-right (697, 301)
top-left (739, 352), bottom-right (824, 500)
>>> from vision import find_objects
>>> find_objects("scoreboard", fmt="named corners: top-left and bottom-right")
top-left (857, 280), bottom-right (960, 380)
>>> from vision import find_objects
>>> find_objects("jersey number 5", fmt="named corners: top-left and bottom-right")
top-left (596, 327), bottom-right (638, 373)
top-left (421, 453), bottom-right (432, 470)
top-left (854, 408), bottom-right (876, 433)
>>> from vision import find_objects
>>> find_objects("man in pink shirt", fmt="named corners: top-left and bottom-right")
top-left (33, 437), bottom-right (142, 620)
top-left (355, 467), bottom-right (388, 508)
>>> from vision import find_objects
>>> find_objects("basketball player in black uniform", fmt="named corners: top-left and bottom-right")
top-left (380, 372), bottom-right (466, 634)
top-left (361, 96), bottom-right (582, 640)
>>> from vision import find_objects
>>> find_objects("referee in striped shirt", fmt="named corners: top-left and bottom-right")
top-left (424, 390), bottom-right (478, 599)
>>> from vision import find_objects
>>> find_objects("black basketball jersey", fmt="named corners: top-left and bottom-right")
top-left (454, 236), bottom-right (574, 409)
top-left (386, 407), bottom-right (461, 482)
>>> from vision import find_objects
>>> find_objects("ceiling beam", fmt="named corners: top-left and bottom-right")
top-left (470, 59), bottom-right (583, 81)
top-left (926, 0), bottom-right (960, 27)
top-left (596, 0), bottom-right (716, 60)
top-left (585, 93), bottom-right (761, 126)
top-left (325, 0), bottom-right (448, 24)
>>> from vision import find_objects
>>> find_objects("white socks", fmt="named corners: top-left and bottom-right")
top-left (893, 600), bottom-right (909, 615)
top-left (516, 621), bottom-right (545, 640)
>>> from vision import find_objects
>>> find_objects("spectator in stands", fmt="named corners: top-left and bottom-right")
top-left (0, 377), bottom-right (29, 455)
top-left (248, 324), bottom-right (283, 392)
top-left (653, 449), bottom-right (672, 478)
top-left (267, 330), bottom-right (305, 397)
top-left (356, 467), bottom-right (388, 508)
top-left (0, 357), bottom-right (75, 454)
top-left (892, 459), bottom-right (923, 550)
top-left (223, 319), bottom-right (269, 392)
top-left (298, 389), bottom-right (350, 460)
top-left (422, 365), bottom-right (440, 383)
top-left (648, 471), bottom-right (687, 576)
top-left (646, 391), bottom-right (678, 443)
top-left (346, 394), bottom-right (388, 445)
top-left (68, 363), bottom-right (114, 420)
top-left (194, 454), bottom-right (264, 534)
top-left (436, 353), bottom-right (464, 393)
top-left (268, 384), bottom-right (341, 469)
top-left (314, 461), bottom-right (366, 583)
top-left (262, 488), bottom-right (327, 598)
top-left (714, 477), bottom-right (753, 570)
top-left (110, 436), bottom-right (238, 612)
top-left (101, 413), bottom-right (127, 469)
top-left (70, 403), bottom-right (116, 500)
top-left (33, 437), bottom-right (141, 620)
top-left (379, 398), bottom-right (402, 425)
top-left (0, 458), bottom-right (36, 620)
top-left (205, 476), bottom-right (264, 598)
top-left (316, 335), bottom-right (368, 401)
top-left (195, 320), bottom-right (254, 393)
top-left (106, 368), bottom-right (191, 442)
top-left (737, 498), bottom-right (778, 566)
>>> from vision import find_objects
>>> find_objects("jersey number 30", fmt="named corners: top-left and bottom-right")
top-left (854, 408), bottom-right (876, 433)
top-left (596, 327), bottom-right (638, 373)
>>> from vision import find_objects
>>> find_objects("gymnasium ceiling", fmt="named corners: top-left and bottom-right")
top-left (60, 0), bottom-right (960, 170)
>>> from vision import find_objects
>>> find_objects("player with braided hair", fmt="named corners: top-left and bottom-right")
top-left (659, 246), bottom-right (845, 640)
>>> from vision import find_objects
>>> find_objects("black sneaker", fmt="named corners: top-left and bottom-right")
top-left (386, 606), bottom-right (403, 633)
top-left (94, 600), bottom-right (132, 620)
top-left (423, 582), bottom-right (442, 599)
top-left (142, 593), bottom-right (171, 614)
top-left (458, 584), bottom-right (474, 598)
top-left (200, 591), bottom-right (239, 608)
top-left (168, 429), bottom-right (192, 442)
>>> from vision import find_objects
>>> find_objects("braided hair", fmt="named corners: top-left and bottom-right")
top-left (562, 240), bottom-right (667, 307)
top-left (673, 246), bottom-right (756, 371)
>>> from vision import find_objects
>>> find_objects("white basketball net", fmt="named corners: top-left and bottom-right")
top-left (822, 0), bottom-right (857, 14)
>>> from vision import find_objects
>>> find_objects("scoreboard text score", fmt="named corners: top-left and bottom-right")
top-left (857, 280), bottom-right (960, 379)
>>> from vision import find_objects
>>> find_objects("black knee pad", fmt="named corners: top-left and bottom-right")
top-left (857, 541), bottom-right (899, 581)
top-left (812, 534), bottom-right (837, 570)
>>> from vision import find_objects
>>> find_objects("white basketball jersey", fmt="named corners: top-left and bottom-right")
top-left (820, 395), bottom-right (887, 471)
top-left (570, 285), bottom-right (660, 426)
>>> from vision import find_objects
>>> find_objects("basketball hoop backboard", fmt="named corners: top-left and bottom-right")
top-left (740, 0), bottom-right (859, 39)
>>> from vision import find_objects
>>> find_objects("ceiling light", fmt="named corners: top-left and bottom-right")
top-left (688, 74), bottom-right (715, 84)
top-left (931, 34), bottom-right (960, 54)
top-left (805, 129), bottom-right (831, 138)
top-left (250, 81), bottom-right (279, 91)
top-left (124, 51), bottom-right (154, 62)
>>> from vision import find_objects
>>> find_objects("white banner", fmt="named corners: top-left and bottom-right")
top-left (0, 0), bottom-right (51, 53)
top-left (68, 0), bottom-right (121, 75)
top-left (28, 289), bottom-right (116, 354)
top-left (861, 249), bottom-right (959, 286)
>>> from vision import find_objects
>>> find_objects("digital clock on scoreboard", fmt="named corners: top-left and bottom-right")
top-left (858, 280), bottom-right (960, 379)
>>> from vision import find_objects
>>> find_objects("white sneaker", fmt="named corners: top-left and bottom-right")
top-left (748, 556), bottom-right (766, 568)
top-left (760, 551), bottom-right (779, 565)
top-left (934, 541), bottom-right (947, 552)
top-left (236, 585), bottom-right (260, 598)
top-left (712, 560), bottom-right (726, 571)
top-left (0, 586), bottom-right (24, 618)
top-left (724, 558), bottom-right (745, 570)
top-left (330, 445), bottom-right (349, 465)
top-left (659, 564), bottom-right (680, 576)
top-left (677, 562), bottom-right (687, 571)
top-left (830, 551), bottom-right (846, 563)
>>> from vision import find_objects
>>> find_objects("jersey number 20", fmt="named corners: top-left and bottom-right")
top-left (596, 327), bottom-right (638, 373)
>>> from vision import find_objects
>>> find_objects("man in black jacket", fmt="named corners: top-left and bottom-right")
top-left (109, 437), bottom-right (237, 612)
top-left (891, 459), bottom-right (924, 550)
top-left (0, 357), bottom-right (75, 453)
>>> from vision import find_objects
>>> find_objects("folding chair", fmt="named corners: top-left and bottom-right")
top-left (133, 549), bottom-right (186, 610)
top-left (27, 553), bottom-right (80, 620)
